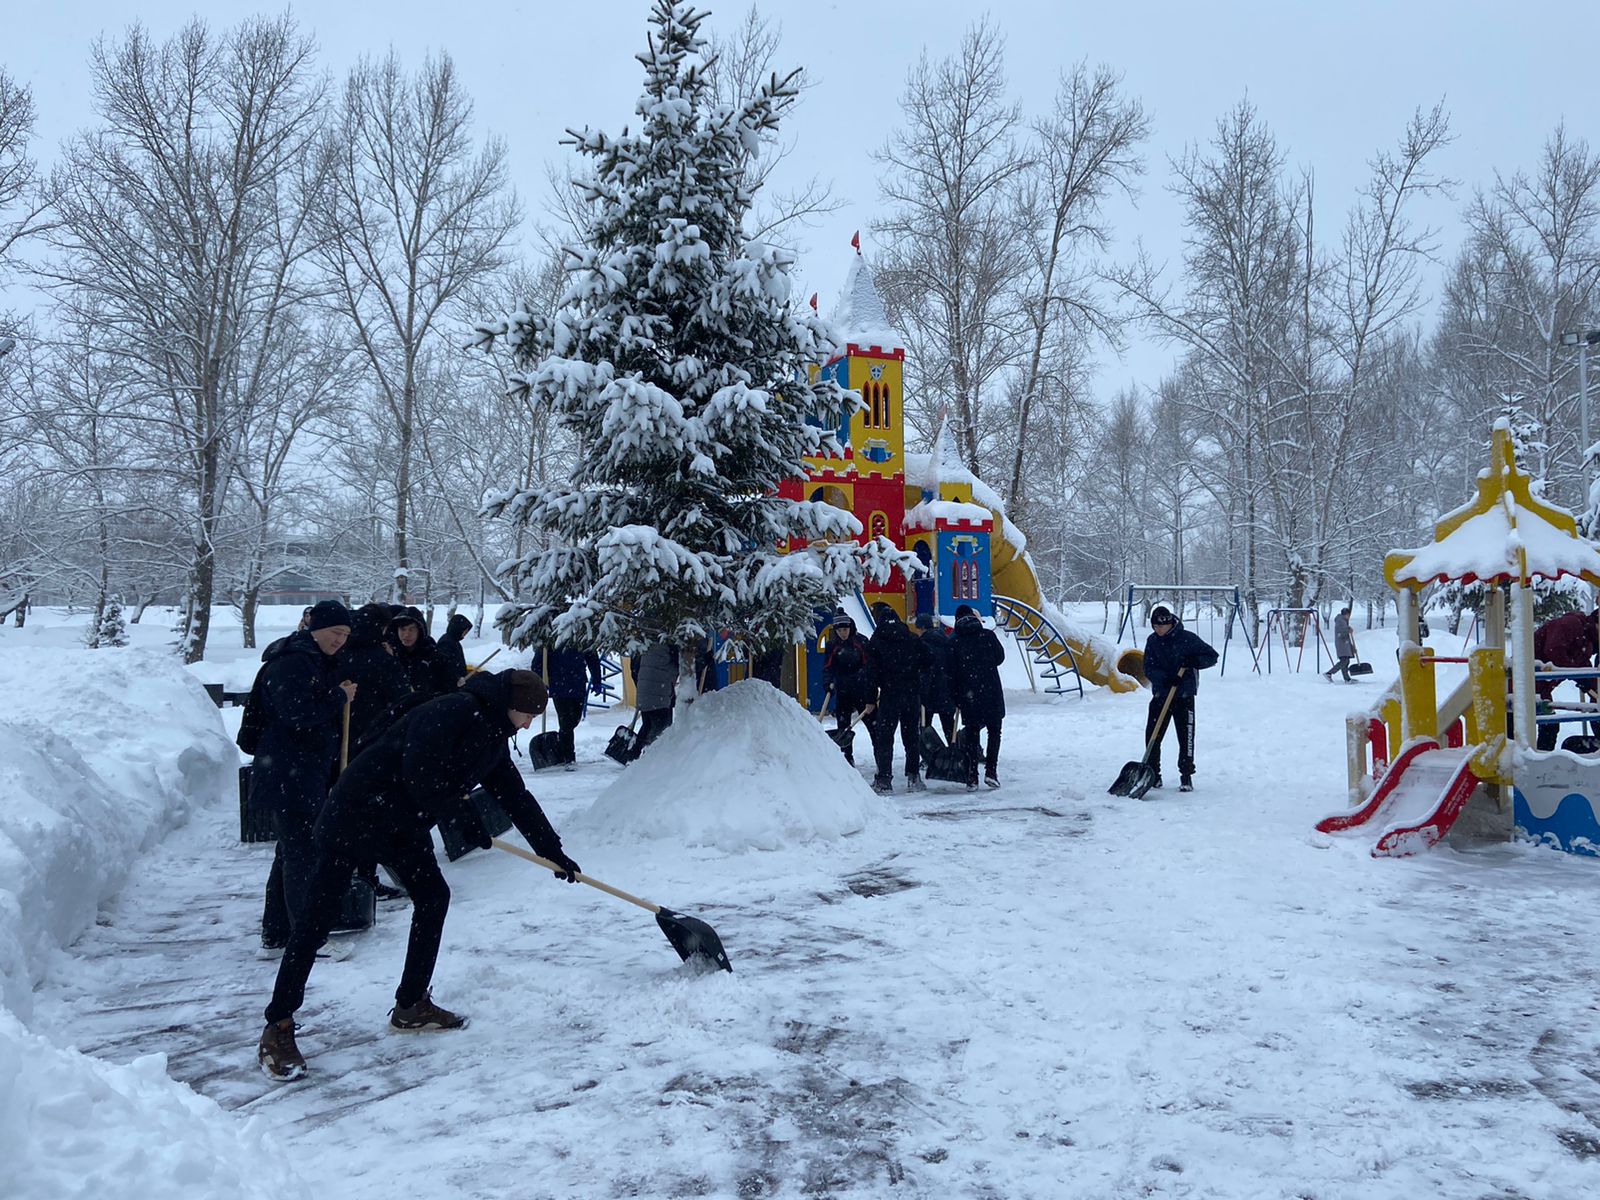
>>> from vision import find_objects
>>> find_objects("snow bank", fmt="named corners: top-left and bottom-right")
top-left (567, 680), bottom-right (895, 852)
top-left (0, 647), bottom-right (301, 1199)
top-left (0, 1010), bottom-right (309, 1200)
top-left (0, 648), bottom-right (234, 1020)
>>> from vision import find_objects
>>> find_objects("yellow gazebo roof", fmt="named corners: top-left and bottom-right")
top-left (1384, 424), bottom-right (1600, 590)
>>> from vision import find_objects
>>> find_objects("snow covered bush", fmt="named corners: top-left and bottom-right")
top-left (92, 599), bottom-right (128, 648)
top-left (474, 0), bottom-right (908, 673)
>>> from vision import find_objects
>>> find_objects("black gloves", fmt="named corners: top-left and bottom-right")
top-left (538, 845), bottom-right (581, 882)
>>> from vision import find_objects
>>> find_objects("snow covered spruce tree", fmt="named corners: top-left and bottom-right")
top-left (92, 600), bottom-right (128, 649)
top-left (476, 1), bottom-right (907, 685)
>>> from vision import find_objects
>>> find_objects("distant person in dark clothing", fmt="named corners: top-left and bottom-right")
top-left (544, 644), bottom-right (605, 767)
top-left (823, 614), bottom-right (873, 765)
top-left (338, 602), bottom-right (416, 903)
top-left (865, 602), bottom-right (930, 794)
top-left (950, 604), bottom-right (1006, 790)
top-left (1140, 604), bottom-right (1219, 792)
top-left (252, 601), bottom-right (356, 950)
top-left (752, 645), bottom-right (786, 688)
top-left (1533, 608), bottom-right (1599, 750)
top-left (387, 606), bottom-right (440, 696)
top-left (257, 669), bottom-right (581, 1082)
top-left (914, 613), bottom-right (957, 744)
top-left (632, 641), bottom-right (677, 754)
top-left (1324, 606), bottom-right (1357, 683)
top-left (433, 613), bottom-right (473, 692)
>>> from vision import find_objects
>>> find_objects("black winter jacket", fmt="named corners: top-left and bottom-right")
top-left (918, 629), bottom-right (956, 715)
top-left (433, 613), bottom-right (473, 691)
top-left (250, 631), bottom-right (346, 812)
top-left (950, 616), bottom-right (1006, 724)
top-left (1141, 621), bottom-right (1219, 699)
top-left (867, 616), bottom-right (930, 699)
top-left (544, 646), bottom-right (604, 700)
top-left (387, 606), bottom-right (441, 696)
top-left (338, 606), bottom-right (413, 747)
top-left (824, 633), bottom-right (874, 710)
top-left (330, 669), bottom-right (563, 856)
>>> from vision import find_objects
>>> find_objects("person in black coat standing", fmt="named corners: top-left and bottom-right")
top-left (387, 606), bottom-right (440, 697)
top-left (257, 668), bottom-right (581, 1082)
top-left (822, 613), bottom-right (873, 764)
top-left (1140, 605), bottom-right (1219, 792)
top-left (252, 601), bottom-right (356, 950)
top-left (914, 613), bottom-right (957, 744)
top-left (544, 644), bottom-right (605, 767)
top-left (340, 604), bottom-right (413, 749)
top-left (433, 613), bottom-right (473, 692)
top-left (950, 604), bottom-right (1006, 789)
top-left (865, 603), bottom-right (931, 793)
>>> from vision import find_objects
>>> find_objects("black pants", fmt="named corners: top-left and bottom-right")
top-left (553, 696), bottom-right (584, 763)
top-left (1145, 694), bottom-right (1196, 779)
top-left (1326, 655), bottom-right (1352, 681)
top-left (960, 720), bottom-right (1002, 782)
top-left (637, 707), bottom-right (673, 754)
top-left (265, 800), bottom-right (450, 1025)
top-left (925, 706), bottom-right (956, 744)
top-left (260, 776), bottom-right (322, 944)
top-left (869, 690), bottom-right (921, 782)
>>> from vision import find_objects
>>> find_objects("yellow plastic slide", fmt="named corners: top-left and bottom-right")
top-left (988, 525), bottom-right (1144, 693)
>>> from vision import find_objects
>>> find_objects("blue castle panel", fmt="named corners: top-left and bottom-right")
top-left (812, 358), bottom-right (852, 443)
top-left (1514, 787), bottom-right (1600, 857)
top-left (936, 529), bottom-right (992, 618)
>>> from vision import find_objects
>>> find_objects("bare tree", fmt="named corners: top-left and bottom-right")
top-left (41, 16), bottom-right (326, 661)
top-left (872, 18), bottom-right (1032, 472)
top-left (0, 68), bottom-right (49, 270)
top-left (1007, 63), bottom-right (1148, 520)
top-left (319, 50), bottom-right (519, 603)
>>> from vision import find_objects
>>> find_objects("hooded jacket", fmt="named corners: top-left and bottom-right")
top-left (866, 611), bottom-right (930, 698)
top-left (950, 614), bottom-right (1006, 724)
top-left (823, 621), bottom-right (874, 709)
top-left (433, 613), bottom-right (473, 692)
top-left (250, 630), bottom-right (346, 814)
top-left (1142, 618), bottom-right (1219, 699)
top-left (918, 626), bottom-right (956, 715)
top-left (387, 606), bottom-right (440, 696)
top-left (338, 603), bottom-right (413, 747)
top-left (330, 668), bottom-right (563, 856)
top-left (633, 642), bottom-right (677, 711)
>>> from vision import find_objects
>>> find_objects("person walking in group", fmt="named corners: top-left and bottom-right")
top-left (865, 603), bottom-right (930, 793)
top-left (433, 613), bottom-right (473, 692)
top-left (1533, 607), bottom-right (1600, 750)
top-left (256, 668), bottom-right (581, 1082)
top-left (949, 604), bottom-right (1006, 790)
top-left (632, 641), bottom-right (678, 755)
top-left (822, 613), bottom-right (873, 765)
top-left (1324, 606), bottom-right (1358, 683)
top-left (914, 613), bottom-right (957, 745)
top-left (1140, 605), bottom-right (1219, 793)
top-left (545, 643), bottom-right (605, 768)
top-left (248, 601), bottom-right (356, 951)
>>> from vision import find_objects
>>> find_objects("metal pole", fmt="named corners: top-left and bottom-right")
top-left (1580, 337), bottom-right (1592, 502)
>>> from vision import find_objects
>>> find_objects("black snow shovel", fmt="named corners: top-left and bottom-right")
top-left (604, 709), bottom-right (642, 765)
top-left (493, 839), bottom-right (732, 972)
top-left (1108, 669), bottom-right (1184, 800)
top-left (827, 705), bottom-right (870, 753)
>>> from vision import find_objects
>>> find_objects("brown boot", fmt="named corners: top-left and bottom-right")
top-left (258, 1018), bottom-right (306, 1082)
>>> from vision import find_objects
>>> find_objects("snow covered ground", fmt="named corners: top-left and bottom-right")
top-left (6, 606), bottom-right (1600, 1198)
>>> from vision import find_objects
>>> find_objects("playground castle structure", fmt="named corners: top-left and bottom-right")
top-left (776, 250), bottom-right (1143, 709)
top-left (1325, 421), bottom-right (1600, 858)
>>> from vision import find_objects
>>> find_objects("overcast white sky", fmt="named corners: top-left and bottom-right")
top-left (5, 1), bottom-right (1595, 399)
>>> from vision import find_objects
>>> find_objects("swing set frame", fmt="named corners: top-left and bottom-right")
top-left (1114, 584), bottom-right (1258, 677)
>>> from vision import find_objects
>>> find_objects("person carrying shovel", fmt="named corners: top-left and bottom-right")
top-left (1138, 605), bottom-right (1218, 793)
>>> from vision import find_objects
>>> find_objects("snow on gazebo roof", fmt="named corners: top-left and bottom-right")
top-left (832, 252), bottom-right (902, 353)
top-left (1384, 422), bottom-right (1600, 590)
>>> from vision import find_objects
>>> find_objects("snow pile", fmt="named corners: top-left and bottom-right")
top-left (0, 648), bottom-right (234, 1019)
top-left (0, 1010), bottom-right (309, 1200)
top-left (567, 680), bottom-right (895, 852)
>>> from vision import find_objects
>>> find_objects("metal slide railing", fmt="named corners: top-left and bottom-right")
top-left (991, 594), bottom-right (1085, 698)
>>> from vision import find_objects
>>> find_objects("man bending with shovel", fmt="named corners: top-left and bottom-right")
top-left (1137, 605), bottom-right (1218, 794)
top-left (258, 668), bottom-right (582, 1082)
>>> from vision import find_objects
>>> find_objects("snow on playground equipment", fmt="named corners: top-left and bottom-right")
top-left (1115, 583), bottom-right (1256, 678)
top-left (1319, 421), bottom-right (1600, 858)
top-left (1255, 607), bottom-right (1334, 675)
top-left (782, 248), bottom-right (1141, 704)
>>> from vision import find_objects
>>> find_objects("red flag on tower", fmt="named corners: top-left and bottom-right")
top-left (808, 293), bottom-right (818, 311)
top-left (850, 230), bottom-right (861, 253)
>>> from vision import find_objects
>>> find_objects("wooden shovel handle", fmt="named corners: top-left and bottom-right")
top-left (340, 699), bottom-right (351, 772)
top-left (492, 838), bottom-right (661, 915)
top-left (1140, 668), bottom-right (1185, 764)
